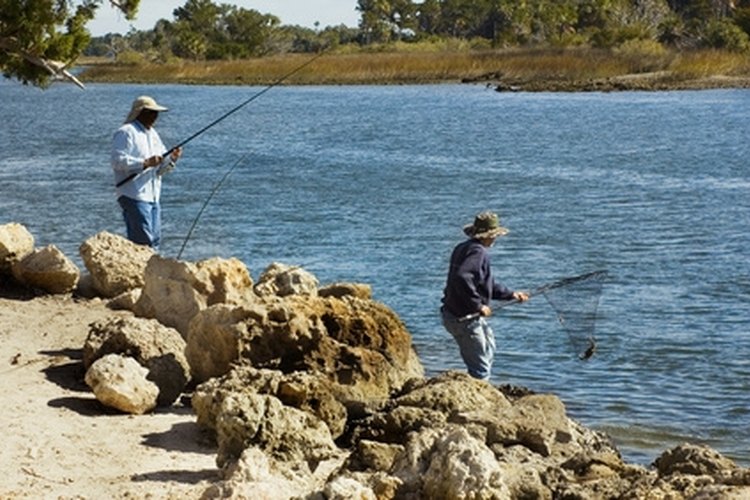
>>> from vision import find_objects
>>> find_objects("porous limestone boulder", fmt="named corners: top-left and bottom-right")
top-left (185, 303), bottom-right (266, 383)
top-left (202, 446), bottom-right (347, 500)
top-left (394, 426), bottom-right (512, 499)
top-left (185, 292), bottom-right (424, 405)
top-left (84, 353), bottom-right (159, 414)
top-left (134, 254), bottom-right (254, 338)
top-left (192, 366), bottom-right (348, 440)
top-left (338, 371), bottom-right (625, 500)
top-left (254, 262), bottom-right (318, 297)
top-left (84, 316), bottom-right (190, 406)
top-left (654, 443), bottom-right (738, 476)
top-left (11, 244), bottom-right (79, 293)
top-left (0, 222), bottom-right (34, 273)
top-left (79, 231), bottom-right (153, 297)
top-left (211, 391), bottom-right (339, 468)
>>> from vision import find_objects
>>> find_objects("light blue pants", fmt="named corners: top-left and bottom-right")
top-left (118, 196), bottom-right (161, 250)
top-left (441, 307), bottom-right (495, 381)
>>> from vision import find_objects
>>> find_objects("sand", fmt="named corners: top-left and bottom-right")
top-left (0, 289), bottom-right (219, 499)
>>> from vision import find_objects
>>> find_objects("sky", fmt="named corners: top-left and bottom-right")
top-left (88, 0), bottom-right (361, 36)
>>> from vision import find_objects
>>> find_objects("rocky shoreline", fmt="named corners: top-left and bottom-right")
top-left (2, 221), bottom-right (749, 499)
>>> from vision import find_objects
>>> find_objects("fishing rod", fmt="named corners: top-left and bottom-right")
top-left (116, 50), bottom-right (328, 188)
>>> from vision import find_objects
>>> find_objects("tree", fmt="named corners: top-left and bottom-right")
top-left (0, 0), bottom-right (140, 88)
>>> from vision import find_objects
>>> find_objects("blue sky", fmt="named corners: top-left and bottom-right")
top-left (89, 0), bottom-right (361, 35)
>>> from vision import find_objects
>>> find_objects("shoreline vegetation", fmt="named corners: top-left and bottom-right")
top-left (78, 47), bottom-right (750, 91)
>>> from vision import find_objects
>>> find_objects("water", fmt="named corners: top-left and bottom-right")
top-left (1, 80), bottom-right (749, 467)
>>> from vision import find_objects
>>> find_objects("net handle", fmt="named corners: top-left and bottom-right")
top-left (457, 269), bottom-right (607, 322)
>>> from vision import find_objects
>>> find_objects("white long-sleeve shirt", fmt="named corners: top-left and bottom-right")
top-left (111, 120), bottom-right (166, 203)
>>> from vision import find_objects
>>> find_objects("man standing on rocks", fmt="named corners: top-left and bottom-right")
top-left (111, 96), bottom-right (182, 251)
top-left (441, 211), bottom-right (528, 380)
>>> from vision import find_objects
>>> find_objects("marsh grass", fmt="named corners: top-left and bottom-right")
top-left (79, 47), bottom-right (750, 88)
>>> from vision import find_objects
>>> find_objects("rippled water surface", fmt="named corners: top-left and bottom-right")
top-left (2, 80), bottom-right (749, 466)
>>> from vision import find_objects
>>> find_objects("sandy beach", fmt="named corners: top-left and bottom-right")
top-left (0, 289), bottom-right (219, 499)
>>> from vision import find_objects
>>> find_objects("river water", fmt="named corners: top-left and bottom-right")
top-left (1, 80), bottom-right (748, 466)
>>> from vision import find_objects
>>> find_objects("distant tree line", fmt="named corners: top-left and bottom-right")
top-left (85, 0), bottom-right (750, 63)
top-left (4, 0), bottom-right (750, 87)
top-left (357, 0), bottom-right (750, 51)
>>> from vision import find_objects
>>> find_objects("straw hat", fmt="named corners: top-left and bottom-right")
top-left (463, 211), bottom-right (509, 239)
top-left (125, 95), bottom-right (168, 123)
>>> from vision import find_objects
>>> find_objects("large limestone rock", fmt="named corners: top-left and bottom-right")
top-left (185, 293), bottom-right (424, 405)
top-left (394, 426), bottom-right (512, 499)
top-left (193, 366), bottom-right (348, 440)
top-left (211, 391), bottom-right (339, 468)
top-left (0, 222), bottom-right (34, 273)
top-left (11, 245), bottom-right (79, 294)
top-left (202, 446), bottom-right (347, 500)
top-left (79, 231), bottom-right (153, 297)
top-left (84, 354), bottom-right (159, 415)
top-left (654, 443), bottom-right (738, 476)
top-left (184, 303), bottom-right (265, 383)
top-left (84, 316), bottom-right (190, 406)
top-left (134, 255), bottom-right (254, 337)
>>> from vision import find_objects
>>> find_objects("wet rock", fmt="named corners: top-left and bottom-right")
top-left (655, 443), bottom-right (738, 476)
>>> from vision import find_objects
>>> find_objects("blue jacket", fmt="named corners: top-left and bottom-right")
top-left (442, 238), bottom-right (514, 317)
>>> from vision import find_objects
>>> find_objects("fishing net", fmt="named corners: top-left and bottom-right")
top-left (536, 270), bottom-right (608, 360)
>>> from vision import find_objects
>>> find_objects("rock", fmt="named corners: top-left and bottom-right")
top-left (202, 446), bottom-right (347, 500)
top-left (192, 366), bottom-right (348, 440)
top-left (185, 303), bottom-right (266, 383)
top-left (350, 371), bottom-right (511, 444)
top-left (186, 292), bottom-right (424, 407)
top-left (133, 255), bottom-right (254, 338)
top-left (11, 244), bottom-right (79, 294)
top-left (79, 231), bottom-right (153, 297)
top-left (84, 353), bottom-right (159, 414)
top-left (654, 443), bottom-right (738, 476)
top-left (0, 222), bottom-right (34, 273)
top-left (212, 391), bottom-right (338, 468)
top-left (319, 282), bottom-right (372, 300)
top-left (84, 316), bottom-right (190, 406)
top-left (254, 262), bottom-right (319, 297)
top-left (398, 426), bottom-right (512, 499)
top-left (107, 288), bottom-right (142, 311)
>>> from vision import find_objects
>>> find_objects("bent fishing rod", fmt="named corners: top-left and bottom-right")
top-left (116, 50), bottom-right (328, 189)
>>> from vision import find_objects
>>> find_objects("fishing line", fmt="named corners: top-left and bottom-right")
top-left (116, 50), bottom-right (328, 188)
top-left (460, 270), bottom-right (608, 360)
top-left (175, 152), bottom-right (250, 260)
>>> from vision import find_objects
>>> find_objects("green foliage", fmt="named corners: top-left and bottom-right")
top-left (702, 18), bottom-right (750, 51)
top-left (0, 0), bottom-right (137, 86)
